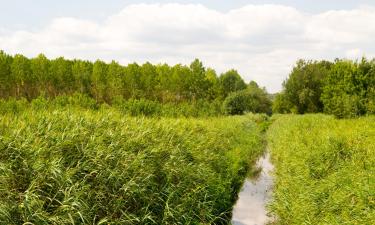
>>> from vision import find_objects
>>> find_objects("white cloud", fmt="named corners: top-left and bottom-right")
top-left (1, 3), bottom-right (375, 93)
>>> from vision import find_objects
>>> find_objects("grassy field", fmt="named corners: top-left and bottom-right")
top-left (0, 108), bottom-right (265, 224)
top-left (267, 114), bottom-right (375, 224)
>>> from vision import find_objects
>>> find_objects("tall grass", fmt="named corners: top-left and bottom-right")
top-left (267, 114), bottom-right (375, 224)
top-left (0, 94), bottom-right (223, 117)
top-left (0, 108), bottom-right (264, 224)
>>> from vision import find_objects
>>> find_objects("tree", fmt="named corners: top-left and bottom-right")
top-left (49, 57), bottom-right (73, 96)
top-left (280, 60), bottom-right (332, 114)
top-left (189, 59), bottom-right (208, 99)
top-left (106, 60), bottom-right (124, 100)
top-left (205, 68), bottom-right (220, 100)
top-left (72, 59), bottom-right (93, 94)
top-left (0, 51), bottom-right (13, 98)
top-left (222, 82), bottom-right (272, 115)
top-left (91, 60), bottom-right (108, 102)
top-left (31, 54), bottom-right (49, 96)
top-left (272, 92), bottom-right (292, 114)
top-left (11, 54), bottom-right (32, 98)
top-left (219, 69), bottom-right (246, 98)
top-left (246, 81), bottom-right (272, 114)
top-left (140, 62), bottom-right (157, 99)
top-left (222, 90), bottom-right (251, 115)
top-left (321, 58), bottom-right (373, 118)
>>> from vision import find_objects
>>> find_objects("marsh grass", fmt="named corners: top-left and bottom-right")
top-left (267, 114), bottom-right (375, 224)
top-left (0, 108), bottom-right (264, 224)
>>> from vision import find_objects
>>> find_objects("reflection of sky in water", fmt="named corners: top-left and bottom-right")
top-left (232, 153), bottom-right (274, 225)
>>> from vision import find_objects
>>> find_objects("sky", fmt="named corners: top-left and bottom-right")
top-left (1, 0), bottom-right (375, 92)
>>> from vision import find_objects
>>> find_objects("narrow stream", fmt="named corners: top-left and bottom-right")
top-left (231, 152), bottom-right (274, 225)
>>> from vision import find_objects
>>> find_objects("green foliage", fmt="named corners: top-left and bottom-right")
top-left (276, 58), bottom-right (374, 118)
top-left (276, 60), bottom-right (332, 114)
top-left (0, 95), bottom-right (224, 118)
top-left (267, 115), bottom-right (375, 224)
top-left (272, 92), bottom-right (292, 114)
top-left (247, 82), bottom-right (272, 114)
top-left (219, 69), bottom-right (247, 98)
top-left (222, 90), bottom-right (251, 115)
top-left (222, 83), bottom-right (272, 115)
top-left (0, 51), bottom-right (274, 115)
top-left (321, 58), bottom-right (375, 118)
top-left (0, 108), bottom-right (264, 224)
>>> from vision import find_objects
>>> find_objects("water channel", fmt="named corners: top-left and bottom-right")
top-left (231, 152), bottom-right (274, 225)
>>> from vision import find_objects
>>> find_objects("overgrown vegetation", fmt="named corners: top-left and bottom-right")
top-left (274, 58), bottom-right (375, 118)
top-left (0, 108), bottom-right (265, 224)
top-left (0, 93), bottom-right (225, 117)
top-left (1, 49), bottom-right (374, 224)
top-left (267, 114), bottom-right (375, 224)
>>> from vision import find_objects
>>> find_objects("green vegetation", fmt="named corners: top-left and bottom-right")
top-left (222, 81), bottom-right (272, 115)
top-left (0, 94), bottom-right (224, 117)
top-left (1, 49), bottom-right (374, 224)
top-left (0, 107), bottom-right (265, 224)
top-left (274, 58), bottom-right (375, 118)
top-left (267, 114), bottom-right (375, 224)
top-left (0, 50), bottom-right (272, 115)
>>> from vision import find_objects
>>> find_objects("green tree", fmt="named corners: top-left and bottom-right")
top-left (91, 60), bottom-right (108, 102)
top-left (246, 81), bottom-right (272, 114)
top-left (71, 59), bottom-right (93, 94)
top-left (49, 57), bottom-right (73, 96)
top-left (106, 60), bottom-right (124, 100)
top-left (140, 62), bottom-right (157, 99)
top-left (219, 69), bottom-right (246, 98)
top-left (205, 68), bottom-right (220, 100)
top-left (272, 92), bottom-right (292, 114)
top-left (0, 51), bottom-right (13, 98)
top-left (321, 58), bottom-right (374, 118)
top-left (189, 59), bottom-right (207, 99)
top-left (11, 54), bottom-right (32, 98)
top-left (31, 54), bottom-right (50, 96)
top-left (281, 60), bottom-right (332, 113)
top-left (223, 83), bottom-right (272, 115)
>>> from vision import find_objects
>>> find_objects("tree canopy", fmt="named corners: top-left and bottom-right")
top-left (274, 58), bottom-right (374, 118)
top-left (0, 50), bottom-right (272, 115)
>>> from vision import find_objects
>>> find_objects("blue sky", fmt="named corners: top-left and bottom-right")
top-left (1, 1), bottom-right (375, 92)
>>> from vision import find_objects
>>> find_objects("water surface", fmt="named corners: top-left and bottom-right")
top-left (231, 152), bottom-right (274, 225)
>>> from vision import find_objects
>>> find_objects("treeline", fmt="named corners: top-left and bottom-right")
top-left (0, 50), bottom-right (271, 115)
top-left (274, 58), bottom-right (375, 118)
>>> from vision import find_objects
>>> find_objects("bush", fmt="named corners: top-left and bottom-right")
top-left (222, 89), bottom-right (271, 115)
top-left (222, 91), bottom-right (250, 115)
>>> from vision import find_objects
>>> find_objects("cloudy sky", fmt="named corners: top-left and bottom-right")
top-left (1, 0), bottom-right (375, 92)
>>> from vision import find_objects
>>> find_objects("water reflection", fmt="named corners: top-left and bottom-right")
top-left (231, 153), bottom-right (274, 225)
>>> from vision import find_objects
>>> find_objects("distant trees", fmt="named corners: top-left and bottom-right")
top-left (0, 51), bottom-right (272, 115)
top-left (219, 69), bottom-right (247, 98)
top-left (274, 58), bottom-right (375, 118)
top-left (223, 81), bottom-right (271, 115)
top-left (274, 60), bottom-right (332, 114)
top-left (321, 58), bottom-right (375, 118)
top-left (0, 51), bottom-right (13, 98)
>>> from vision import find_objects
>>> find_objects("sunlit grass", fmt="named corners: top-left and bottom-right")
top-left (0, 108), bottom-right (264, 224)
top-left (267, 114), bottom-right (375, 224)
